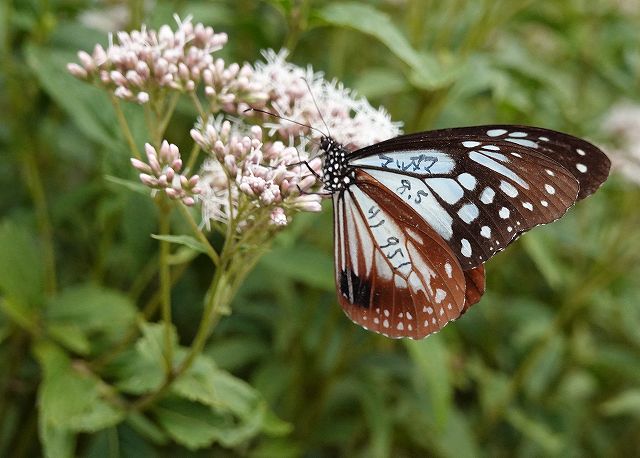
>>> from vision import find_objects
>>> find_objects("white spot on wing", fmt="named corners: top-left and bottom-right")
top-left (461, 239), bottom-right (472, 257)
top-left (428, 178), bottom-right (464, 204)
top-left (435, 288), bottom-right (446, 303)
top-left (576, 163), bottom-right (587, 173)
top-left (458, 203), bottom-right (480, 224)
top-left (457, 173), bottom-right (477, 190)
top-left (506, 138), bottom-right (539, 148)
top-left (469, 151), bottom-right (529, 188)
top-left (480, 187), bottom-right (495, 204)
top-left (480, 226), bottom-right (491, 238)
top-left (545, 184), bottom-right (556, 195)
top-left (499, 207), bottom-right (510, 219)
top-left (487, 128), bottom-right (507, 137)
top-left (500, 180), bottom-right (519, 197)
top-left (522, 202), bottom-right (533, 211)
top-left (577, 148), bottom-right (586, 156)
top-left (444, 263), bottom-right (452, 278)
top-left (463, 141), bottom-right (480, 148)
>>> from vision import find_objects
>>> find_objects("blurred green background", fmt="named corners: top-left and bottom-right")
top-left (2, 0), bottom-right (640, 456)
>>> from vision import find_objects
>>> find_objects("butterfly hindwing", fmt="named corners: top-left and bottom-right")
top-left (333, 170), bottom-right (469, 339)
top-left (346, 127), bottom-right (607, 269)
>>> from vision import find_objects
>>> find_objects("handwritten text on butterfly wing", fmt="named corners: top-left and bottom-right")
top-left (350, 150), bottom-right (455, 176)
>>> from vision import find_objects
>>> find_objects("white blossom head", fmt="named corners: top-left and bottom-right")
top-left (602, 101), bottom-right (640, 186)
top-left (67, 15), bottom-right (228, 104)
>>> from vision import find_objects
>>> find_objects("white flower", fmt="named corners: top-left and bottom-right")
top-left (602, 102), bottom-right (640, 186)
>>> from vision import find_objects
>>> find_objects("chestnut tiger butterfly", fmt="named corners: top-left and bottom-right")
top-left (318, 125), bottom-right (610, 339)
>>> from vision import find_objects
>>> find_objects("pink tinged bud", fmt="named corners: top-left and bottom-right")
top-left (270, 207), bottom-right (287, 226)
top-left (224, 155), bottom-right (237, 172)
top-left (165, 188), bottom-right (179, 198)
top-left (190, 129), bottom-right (206, 146)
top-left (137, 92), bottom-right (150, 104)
top-left (110, 71), bottom-right (127, 86)
top-left (185, 80), bottom-right (195, 91)
top-left (130, 158), bottom-right (152, 173)
top-left (158, 175), bottom-right (169, 187)
top-left (171, 158), bottom-right (183, 171)
top-left (139, 174), bottom-right (158, 187)
top-left (294, 198), bottom-right (323, 212)
top-left (158, 25), bottom-right (174, 44)
top-left (67, 63), bottom-right (88, 79)
top-left (205, 86), bottom-right (215, 97)
top-left (178, 63), bottom-right (190, 80)
top-left (92, 44), bottom-right (107, 64)
top-left (188, 175), bottom-right (200, 187)
top-left (298, 175), bottom-right (318, 191)
top-left (182, 196), bottom-right (196, 206)
top-left (239, 182), bottom-right (254, 196)
top-left (114, 86), bottom-right (133, 99)
top-left (136, 61), bottom-right (150, 78)
top-left (100, 71), bottom-right (110, 84)
top-left (165, 168), bottom-right (175, 182)
top-left (77, 50), bottom-right (94, 70)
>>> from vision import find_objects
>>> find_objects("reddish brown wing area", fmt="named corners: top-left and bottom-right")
top-left (333, 170), bottom-right (469, 339)
top-left (462, 265), bottom-right (486, 313)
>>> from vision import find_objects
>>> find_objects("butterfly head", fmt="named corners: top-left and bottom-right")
top-left (319, 136), bottom-right (355, 193)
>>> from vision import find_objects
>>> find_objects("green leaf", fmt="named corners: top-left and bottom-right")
top-left (151, 234), bottom-right (209, 255)
top-left (319, 2), bottom-right (422, 71)
top-left (25, 45), bottom-right (120, 150)
top-left (47, 322), bottom-right (91, 355)
top-left (104, 175), bottom-right (149, 195)
top-left (125, 413), bottom-right (170, 446)
top-left (173, 354), bottom-right (220, 407)
top-left (405, 336), bottom-right (452, 428)
top-left (46, 284), bottom-right (137, 346)
top-left (505, 408), bottom-right (563, 454)
top-left (601, 390), bottom-right (640, 418)
top-left (318, 2), bottom-right (457, 89)
top-left (114, 322), bottom-right (177, 394)
top-left (152, 398), bottom-right (229, 450)
top-left (521, 232), bottom-right (564, 290)
top-left (0, 221), bottom-right (45, 309)
top-left (35, 342), bottom-right (125, 434)
top-left (39, 422), bottom-right (75, 458)
top-left (260, 244), bottom-right (334, 291)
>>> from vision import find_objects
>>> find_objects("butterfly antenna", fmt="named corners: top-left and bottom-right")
top-left (243, 107), bottom-right (327, 138)
top-left (302, 77), bottom-right (332, 138)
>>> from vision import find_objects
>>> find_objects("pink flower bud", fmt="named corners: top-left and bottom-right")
top-left (130, 158), bottom-right (152, 173)
top-left (139, 174), bottom-right (158, 187)
top-left (182, 196), bottom-right (195, 206)
top-left (67, 63), bottom-right (88, 79)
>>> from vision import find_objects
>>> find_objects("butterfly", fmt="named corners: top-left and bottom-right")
top-left (320, 125), bottom-right (610, 339)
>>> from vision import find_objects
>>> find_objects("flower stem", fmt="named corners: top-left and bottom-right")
top-left (158, 198), bottom-right (174, 375)
top-left (110, 95), bottom-right (142, 159)
top-left (176, 202), bottom-right (220, 265)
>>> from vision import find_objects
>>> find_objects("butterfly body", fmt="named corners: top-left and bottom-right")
top-left (319, 126), bottom-right (610, 339)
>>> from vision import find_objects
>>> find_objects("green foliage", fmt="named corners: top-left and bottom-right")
top-left (1, 0), bottom-right (640, 456)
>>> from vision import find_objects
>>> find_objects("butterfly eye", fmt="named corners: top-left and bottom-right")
top-left (323, 126), bottom-right (610, 339)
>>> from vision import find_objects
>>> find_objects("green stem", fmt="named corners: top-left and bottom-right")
top-left (176, 202), bottom-right (220, 265)
top-left (110, 95), bottom-right (142, 159)
top-left (22, 149), bottom-right (57, 295)
top-left (158, 199), bottom-right (173, 375)
top-left (190, 91), bottom-right (208, 122)
top-left (184, 142), bottom-right (202, 175)
top-left (157, 92), bottom-right (181, 139)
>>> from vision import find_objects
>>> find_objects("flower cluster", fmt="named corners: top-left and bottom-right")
top-left (132, 141), bottom-right (200, 206)
top-left (250, 50), bottom-right (403, 149)
top-left (602, 102), bottom-right (640, 186)
top-left (67, 15), bottom-right (227, 104)
top-left (192, 119), bottom-right (322, 227)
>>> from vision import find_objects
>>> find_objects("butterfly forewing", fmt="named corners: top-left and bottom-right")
top-left (349, 129), bottom-right (586, 269)
top-left (333, 171), bottom-right (468, 339)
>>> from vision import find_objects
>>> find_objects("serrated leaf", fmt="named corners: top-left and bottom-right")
top-left (35, 342), bottom-right (125, 434)
top-left (151, 234), bottom-right (209, 255)
top-left (46, 284), bottom-right (136, 340)
top-left (113, 349), bottom-right (164, 395)
top-left (39, 422), bottom-right (75, 458)
top-left (47, 322), bottom-right (91, 355)
top-left (125, 412), bottom-right (170, 445)
top-left (137, 321), bottom-right (178, 363)
top-left (152, 398), bottom-right (229, 450)
top-left (0, 221), bottom-right (45, 308)
top-left (172, 354), bottom-right (220, 407)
